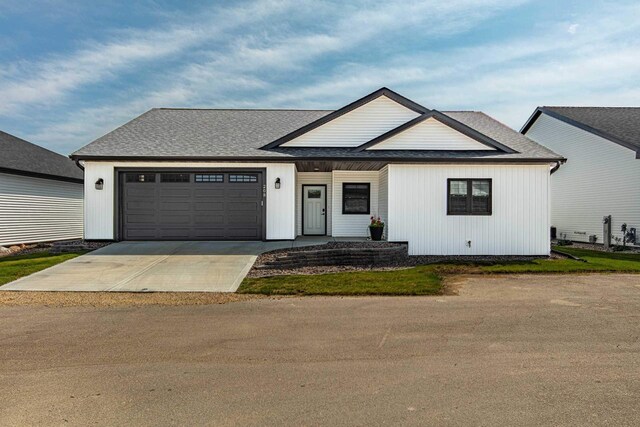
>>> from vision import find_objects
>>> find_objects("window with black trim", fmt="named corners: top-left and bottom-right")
top-left (447, 179), bottom-right (492, 215)
top-left (195, 174), bottom-right (224, 183)
top-left (229, 174), bottom-right (258, 183)
top-left (125, 173), bottom-right (156, 183)
top-left (160, 173), bottom-right (190, 183)
top-left (342, 183), bottom-right (370, 214)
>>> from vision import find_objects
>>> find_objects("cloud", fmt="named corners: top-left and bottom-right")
top-left (5, 0), bottom-right (640, 155)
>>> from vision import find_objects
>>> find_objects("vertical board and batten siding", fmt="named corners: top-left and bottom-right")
top-left (368, 117), bottom-right (495, 150)
top-left (83, 161), bottom-right (296, 240)
top-left (525, 113), bottom-right (640, 245)
top-left (0, 172), bottom-right (83, 246)
top-left (281, 96), bottom-right (420, 147)
top-left (387, 164), bottom-right (550, 255)
top-left (332, 170), bottom-right (379, 237)
top-left (377, 166), bottom-right (389, 236)
top-left (295, 172), bottom-right (332, 236)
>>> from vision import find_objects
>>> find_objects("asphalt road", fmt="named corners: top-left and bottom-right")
top-left (1, 274), bottom-right (639, 426)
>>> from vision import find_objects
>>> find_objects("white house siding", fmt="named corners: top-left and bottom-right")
top-left (281, 96), bottom-right (420, 147)
top-left (368, 117), bottom-right (495, 150)
top-left (83, 161), bottom-right (296, 240)
top-left (525, 113), bottom-right (640, 245)
top-left (387, 164), bottom-right (550, 255)
top-left (331, 170), bottom-right (379, 237)
top-left (0, 172), bottom-right (83, 246)
top-left (378, 166), bottom-right (389, 237)
top-left (295, 172), bottom-right (332, 236)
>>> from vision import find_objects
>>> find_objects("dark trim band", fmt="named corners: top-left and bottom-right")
top-left (0, 166), bottom-right (83, 184)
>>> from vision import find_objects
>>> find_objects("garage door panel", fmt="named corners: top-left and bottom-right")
top-left (227, 189), bottom-right (260, 198)
top-left (126, 200), bottom-right (156, 210)
top-left (126, 187), bottom-right (155, 198)
top-left (125, 228), bottom-right (158, 239)
top-left (122, 171), bottom-right (263, 240)
top-left (159, 201), bottom-right (191, 211)
top-left (158, 228), bottom-right (192, 239)
top-left (126, 214), bottom-right (157, 224)
top-left (194, 188), bottom-right (225, 197)
top-left (194, 202), bottom-right (224, 211)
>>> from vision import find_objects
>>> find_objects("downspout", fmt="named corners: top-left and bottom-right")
top-left (550, 160), bottom-right (565, 175)
top-left (75, 159), bottom-right (85, 171)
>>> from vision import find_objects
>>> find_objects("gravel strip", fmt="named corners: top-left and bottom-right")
top-left (0, 291), bottom-right (267, 307)
top-left (0, 240), bottom-right (111, 258)
top-left (553, 241), bottom-right (640, 253)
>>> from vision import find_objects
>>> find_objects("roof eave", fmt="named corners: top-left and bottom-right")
top-left (69, 154), bottom-right (563, 164)
top-left (0, 166), bottom-right (83, 183)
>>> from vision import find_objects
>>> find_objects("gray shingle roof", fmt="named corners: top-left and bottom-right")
top-left (539, 107), bottom-right (640, 152)
top-left (0, 131), bottom-right (83, 182)
top-left (71, 108), bottom-right (562, 162)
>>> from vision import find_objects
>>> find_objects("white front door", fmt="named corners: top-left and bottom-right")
top-left (303, 185), bottom-right (326, 235)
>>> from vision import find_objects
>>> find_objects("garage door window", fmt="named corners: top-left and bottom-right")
top-left (125, 173), bottom-right (156, 183)
top-left (160, 173), bottom-right (190, 183)
top-left (229, 174), bottom-right (258, 183)
top-left (195, 174), bottom-right (224, 183)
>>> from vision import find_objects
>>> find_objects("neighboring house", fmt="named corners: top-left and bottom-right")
top-left (0, 131), bottom-right (84, 246)
top-left (71, 88), bottom-right (562, 255)
top-left (522, 107), bottom-right (640, 247)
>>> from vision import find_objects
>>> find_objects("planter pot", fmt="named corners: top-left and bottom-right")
top-left (369, 226), bottom-right (384, 241)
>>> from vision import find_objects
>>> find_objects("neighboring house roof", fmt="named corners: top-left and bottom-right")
top-left (72, 88), bottom-right (562, 163)
top-left (0, 131), bottom-right (84, 183)
top-left (521, 106), bottom-right (640, 157)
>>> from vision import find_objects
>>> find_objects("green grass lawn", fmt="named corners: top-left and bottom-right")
top-left (478, 246), bottom-right (640, 274)
top-left (239, 266), bottom-right (444, 296)
top-left (239, 247), bottom-right (640, 295)
top-left (0, 251), bottom-right (86, 286)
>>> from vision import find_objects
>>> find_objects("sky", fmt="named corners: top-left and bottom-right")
top-left (1, 0), bottom-right (639, 155)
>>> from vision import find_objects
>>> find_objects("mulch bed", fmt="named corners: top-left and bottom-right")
top-left (247, 242), bottom-right (551, 278)
top-left (0, 240), bottom-right (111, 258)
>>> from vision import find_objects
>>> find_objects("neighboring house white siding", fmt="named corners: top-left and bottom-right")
top-left (83, 161), bottom-right (296, 240)
top-left (281, 96), bottom-right (420, 147)
top-left (387, 164), bottom-right (550, 255)
top-left (525, 113), bottom-right (640, 245)
top-left (332, 170), bottom-right (379, 237)
top-left (0, 172), bottom-right (83, 246)
top-left (378, 166), bottom-right (389, 236)
top-left (295, 172), bottom-right (332, 236)
top-left (368, 117), bottom-right (495, 150)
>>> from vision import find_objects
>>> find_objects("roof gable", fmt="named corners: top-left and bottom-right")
top-left (521, 107), bottom-right (640, 157)
top-left (355, 111), bottom-right (515, 153)
top-left (262, 87), bottom-right (427, 149)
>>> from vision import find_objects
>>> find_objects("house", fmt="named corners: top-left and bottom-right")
top-left (522, 107), bottom-right (640, 247)
top-left (71, 88), bottom-right (562, 255)
top-left (0, 131), bottom-right (84, 246)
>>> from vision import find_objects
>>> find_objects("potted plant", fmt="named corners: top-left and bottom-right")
top-left (369, 216), bottom-right (384, 241)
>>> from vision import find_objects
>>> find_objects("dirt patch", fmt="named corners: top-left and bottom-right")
top-left (0, 291), bottom-right (266, 307)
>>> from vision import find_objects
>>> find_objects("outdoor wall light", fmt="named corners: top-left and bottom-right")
top-left (95, 178), bottom-right (104, 190)
top-left (275, 177), bottom-right (281, 189)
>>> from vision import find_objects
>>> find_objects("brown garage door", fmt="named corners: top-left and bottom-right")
top-left (120, 171), bottom-right (264, 240)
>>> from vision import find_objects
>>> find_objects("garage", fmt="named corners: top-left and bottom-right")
top-left (119, 171), bottom-right (264, 240)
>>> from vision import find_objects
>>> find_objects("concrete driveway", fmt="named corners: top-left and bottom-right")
top-left (1, 241), bottom-right (296, 292)
top-left (1, 274), bottom-right (639, 426)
